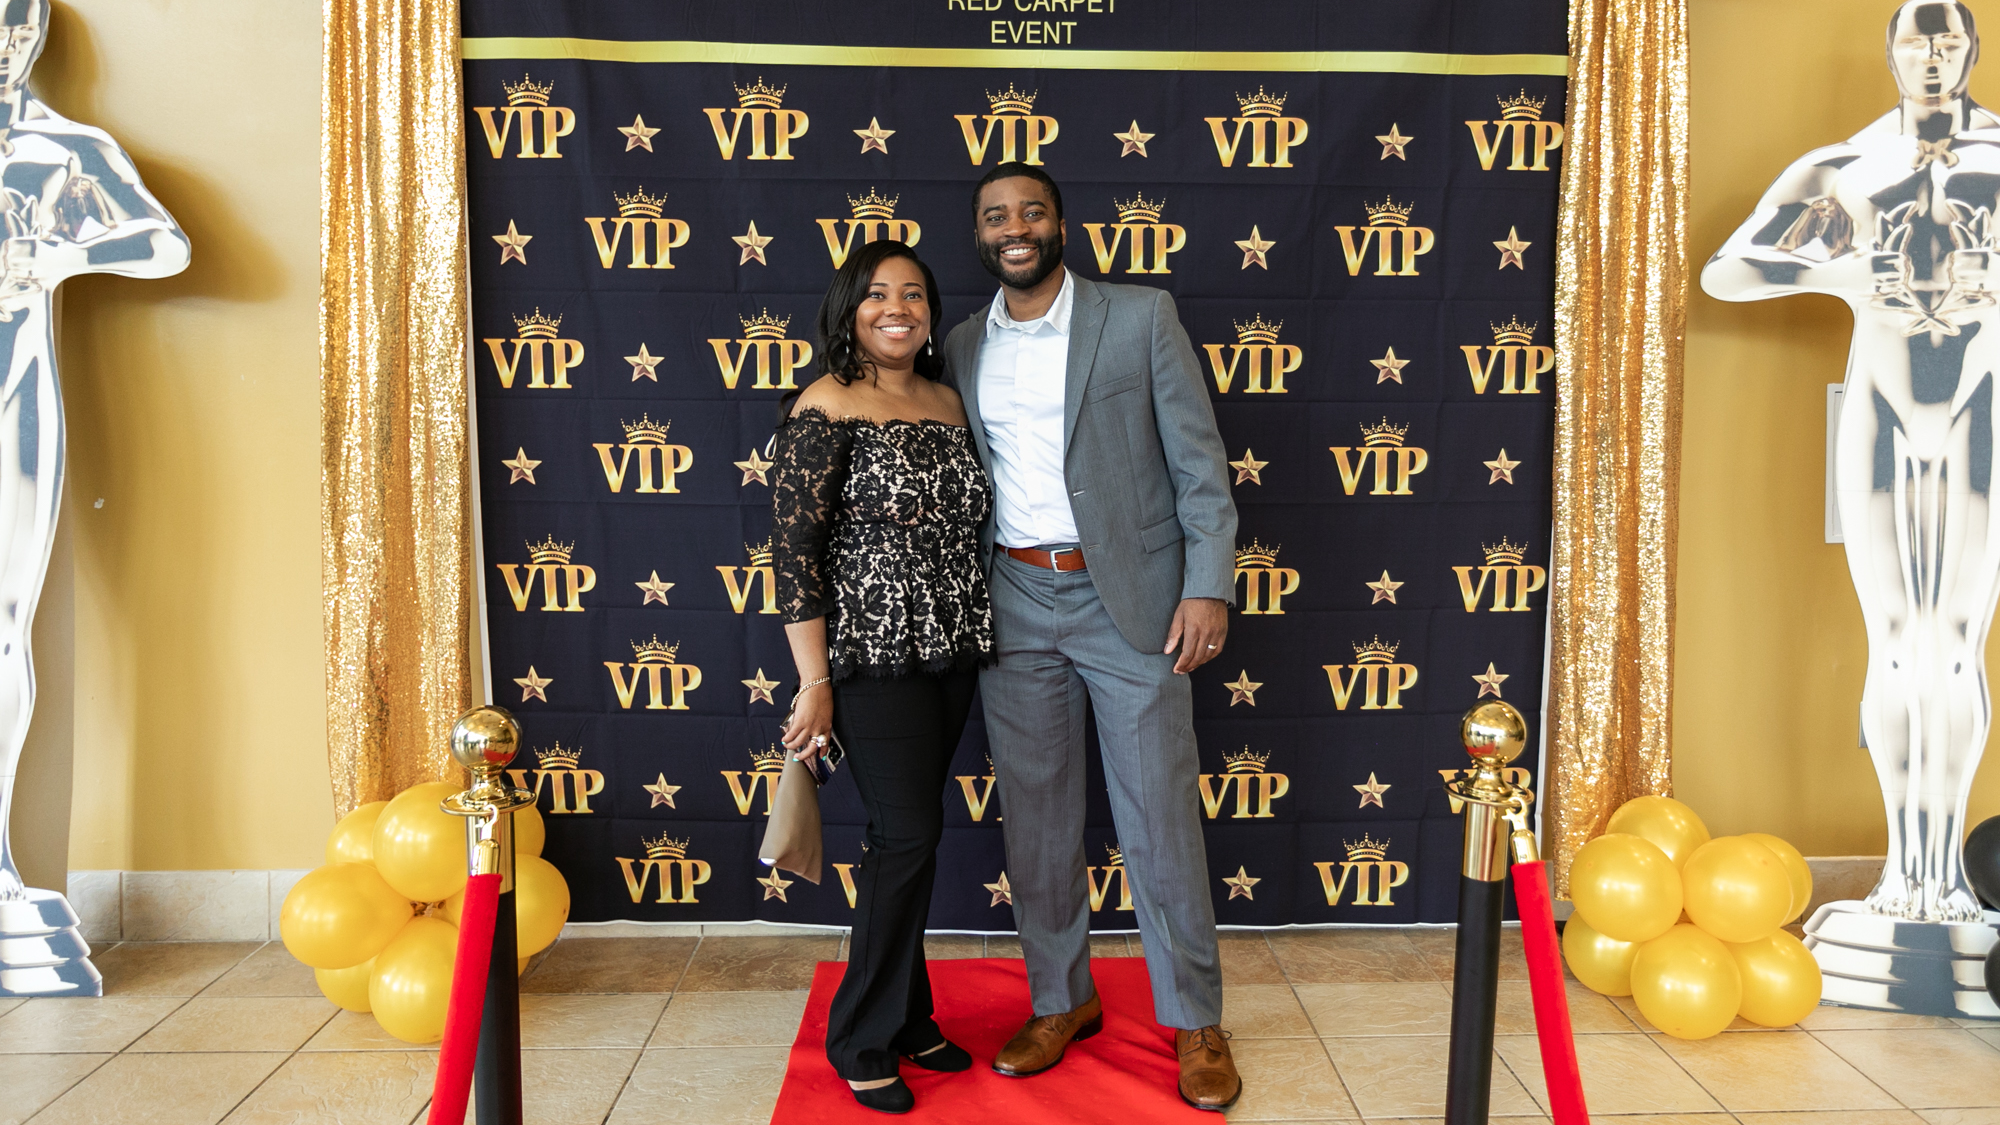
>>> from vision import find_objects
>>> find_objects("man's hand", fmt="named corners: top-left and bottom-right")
top-left (1164, 597), bottom-right (1229, 674)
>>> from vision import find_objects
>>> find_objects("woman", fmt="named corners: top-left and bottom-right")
top-left (771, 239), bottom-right (994, 1113)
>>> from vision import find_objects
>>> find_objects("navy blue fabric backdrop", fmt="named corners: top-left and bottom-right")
top-left (461, 0), bottom-right (1567, 928)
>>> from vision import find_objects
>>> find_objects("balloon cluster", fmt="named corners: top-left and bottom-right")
top-left (1563, 796), bottom-right (1821, 1039)
top-left (279, 783), bottom-right (571, 1043)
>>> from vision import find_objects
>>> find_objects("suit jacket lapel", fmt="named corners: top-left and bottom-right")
top-left (950, 311), bottom-right (993, 469)
top-left (1063, 274), bottom-right (1108, 452)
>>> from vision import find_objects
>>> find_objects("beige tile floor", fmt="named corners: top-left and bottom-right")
top-left (1, 929), bottom-right (1997, 1124)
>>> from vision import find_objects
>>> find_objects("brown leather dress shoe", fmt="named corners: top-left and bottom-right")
top-left (1175, 1026), bottom-right (1242, 1111)
top-left (992, 993), bottom-right (1104, 1077)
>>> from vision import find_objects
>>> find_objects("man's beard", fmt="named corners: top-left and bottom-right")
top-left (978, 231), bottom-right (1064, 290)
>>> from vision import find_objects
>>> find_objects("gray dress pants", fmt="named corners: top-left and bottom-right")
top-left (980, 551), bottom-right (1223, 1030)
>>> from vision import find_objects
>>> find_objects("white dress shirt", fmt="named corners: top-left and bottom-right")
top-left (975, 269), bottom-right (1078, 548)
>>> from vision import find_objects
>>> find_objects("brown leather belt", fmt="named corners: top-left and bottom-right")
top-left (1001, 545), bottom-right (1088, 572)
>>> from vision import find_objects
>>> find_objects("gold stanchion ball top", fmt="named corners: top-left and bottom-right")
top-left (1460, 700), bottom-right (1528, 765)
top-left (449, 706), bottom-right (521, 772)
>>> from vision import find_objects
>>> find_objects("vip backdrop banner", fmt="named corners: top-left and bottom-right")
top-left (461, 0), bottom-right (1568, 928)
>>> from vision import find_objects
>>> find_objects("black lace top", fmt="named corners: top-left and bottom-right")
top-left (772, 407), bottom-right (996, 682)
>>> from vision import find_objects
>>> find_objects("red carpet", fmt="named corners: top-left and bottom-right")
top-left (771, 957), bottom-right (1213, 1124)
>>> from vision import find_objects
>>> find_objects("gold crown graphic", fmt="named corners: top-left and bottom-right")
top-left (1361, 417), bottom-right (1410, 447)
top-left (750, 744), bottom-right (789, 772)
top-left (622, 414), bottom-right (672, 445)
top-left (740, 309), bottom-right (792, 339)
top-left (503, 73), bottom-right (553, 106)
top-left (527, 535), bottom-right (575, 564)
top-left (745, 537), bottom-right (775, 566)
top-left (987, 83), bottom-right (1037, 115)
top-left (847, 187), bottom-right (899, 219)
top-left (631, 635), bottom-right (682, 664)
top-left (1492, 317), bottom-right (1537, 345)
top-left (513, 308), bottom-right (562, 338)
top-left (735, 76), bottom-right (786, 109)
top-left (1483, 537), bottom-right (1528, 565)
top-left (1224, 746), bottom-right (1272, 774)
top-left (1234, 313), bottom-right (1282, 344)
top-left (1236, 85), bottom-right (1287, 117)
top-left (1365, 196), bottom-right (1415, 227)
top-left (1498, 89), bottom-right (1547, 120)
top-left (615, 186), bottom-right (668, 218)
top-left (535, 742), bottom-right (581, 769)
top-left (1235, 539), bottom-right (1280, 568)
top-left (1105, 843), bottom-right (1125, 866)
top-left (1114, 193), bottom-right (1165, 223)
top-left (643, 833), bottom-right (691, 859)
top-left (1344, 834), bottom-right (1389, 861)
top-left (1353, 636), bottom-right (1401, 664)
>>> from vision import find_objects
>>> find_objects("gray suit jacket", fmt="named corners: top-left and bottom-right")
top-left (945, 273), bottom-right (1238, 654)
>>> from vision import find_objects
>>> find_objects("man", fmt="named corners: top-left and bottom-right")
top-left (943, 163), bottom-right (1241, 1110)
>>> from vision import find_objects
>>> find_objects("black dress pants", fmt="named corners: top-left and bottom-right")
top-left (823, 667), bottom-right (977, 1081)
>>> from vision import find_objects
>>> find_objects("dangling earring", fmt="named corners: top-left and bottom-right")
top-left (924, 337), bottom-right (935, 355)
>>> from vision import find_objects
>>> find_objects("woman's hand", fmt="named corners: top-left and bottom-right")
top-left (781, 682), bottom-right (833, 760)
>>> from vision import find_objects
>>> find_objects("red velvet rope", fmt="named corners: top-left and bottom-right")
top-left (427, 872), bottom-right (502, 1125)
top-left (1512, 860), bottom-right (1590, 1125)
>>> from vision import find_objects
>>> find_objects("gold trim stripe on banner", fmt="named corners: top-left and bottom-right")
top-left (459, 38), bottom-right (1570, 75)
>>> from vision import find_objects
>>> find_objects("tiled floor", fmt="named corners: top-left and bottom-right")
top-left (2, 928), bottom-right (1997, 1123)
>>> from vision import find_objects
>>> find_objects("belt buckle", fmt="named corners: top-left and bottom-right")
top-left (1047, 547), bottom-right (1078, 569)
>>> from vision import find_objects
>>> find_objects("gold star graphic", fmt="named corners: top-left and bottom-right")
top-left (743, 668), bottom-right (780, 706)
top-left (1371, 346), bottom-right (1411, 384)
top-left (514, 666), bottom-right (552, 703)
top-left (1223, 866), bottom-right (1261, 901)
top-left (985, 871), bottom-right (1014, 907)
top-left (1354, 772), bottom-right (1391, 809)
top-left (1376, 123), bottom-right (1413, 160)
top-left (1473, 663), bottom-right (1509, 699)
top-left (1235, 226), bottom-right (1276, 270)
top-left (1366, 570), bottom-right (1404, 605)
top-left (758, 869), bottom-right (794, 902)
top-left (1485, 449), bottom-right (1520, 484)
top-left (1114, 120), bottom-right (1154, 158)
top-left (853, 117), bottom-right (895, 154)
top-left (502, 447), bottom-right (540, 485)
top-left (736, 448), bottom-right (774, 486)
top-left (1495, 226), bottom-right (1532, 270)
top-left (643, 773), bottom-right (680, 808)
top-left (1229, 449), bottom-right (1268, 485)
top-left (733, 220), bottom-right (774, 266)
top-left (492, 220), bottom-right (532, 265)
top-left (625, 343), bottom-right (663, 382)
top-left (619, 114), bottom-right (660, 152)
top-left (1225, 671), bottom-right (1262, 707)
top-left (636, 571), bottom-right (674, 606)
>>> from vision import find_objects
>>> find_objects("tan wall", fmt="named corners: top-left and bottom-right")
top-left (1680, 0), bottom-right (2000, 853)
top-left (9, 0), bottom-right (329, 877)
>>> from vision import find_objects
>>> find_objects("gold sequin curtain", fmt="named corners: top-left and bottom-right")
top-left (1546, 0), bottom-right (1688, 892)
top-left (322, 0), bottom-right (473, 817)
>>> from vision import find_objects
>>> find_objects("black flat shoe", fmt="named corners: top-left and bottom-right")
top-left (848, 1077), bottom-right (914, 1114)
top-left (904, 1039), bottom-right (972, 1071)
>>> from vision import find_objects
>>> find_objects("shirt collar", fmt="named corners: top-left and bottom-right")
top-left (985, 268), bottom-right (1074, 338)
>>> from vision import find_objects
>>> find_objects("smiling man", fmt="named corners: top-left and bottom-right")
top-left (942, 163), bottom-right (1241, 1111)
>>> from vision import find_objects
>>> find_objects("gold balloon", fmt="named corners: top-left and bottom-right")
top-left (514, 854), bottom-right (570, 956)
top-left (369, 916), bottom-right (459, 1044)
top-left (514, 804), bottom-right (545, 859)
top-left (1631, 923), bottom-right (1743, 1039)
top-left (1742, 832), bottom-right (1814, 923)
top-left (372, 781), bottom-right (469, 903)
top-left (1728, 930), bottom-right (1823, 1027)
top-left (1562, 914), bottom-right (1639, 996)
top-left (1606, 795), bottom-right (1711, 869)
top-left (279, 863), bottom-right (416, 970)
top-left (315, 957), bottom-right (375, 1012)
top-left (326, 801), bottom-right (388, 865)
top-left (1570, 833), bottom-right (1684, 943)
top-left (1683, 836), bottom-right (1792, 944)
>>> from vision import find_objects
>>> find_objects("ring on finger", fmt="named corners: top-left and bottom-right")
top-left (812, 735), bottom-right (827, 747)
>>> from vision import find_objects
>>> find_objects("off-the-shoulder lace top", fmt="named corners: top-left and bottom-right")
top-left (772, 407), bottom-right (995, 682)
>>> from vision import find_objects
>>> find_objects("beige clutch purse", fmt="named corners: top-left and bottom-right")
top-left (756, 689), bottom-right (841, 884)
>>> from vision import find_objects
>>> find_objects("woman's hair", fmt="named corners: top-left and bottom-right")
top-left (813, 239), bottom-right (946, 386)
